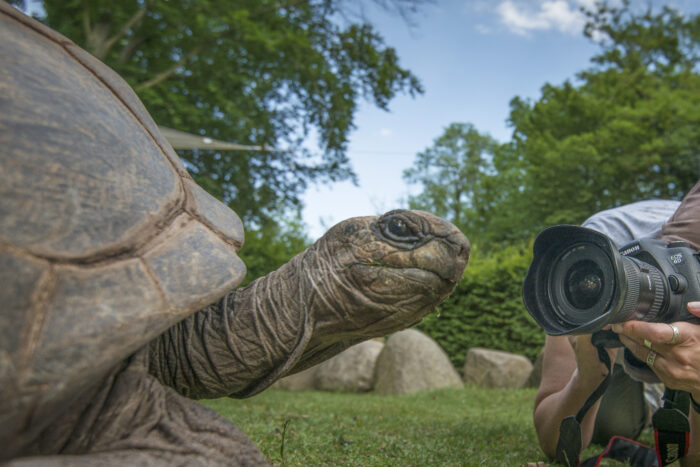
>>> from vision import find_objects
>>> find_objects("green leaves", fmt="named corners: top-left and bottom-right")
top-left (237, 208), bottom-right (311, 286)
top-left (410, 3), bottom-right (700, 363)
top-left (583, 0), bottom-right (700, 74)
top-left (402, 123), bottom-right (498, 242)
top-left (40, 0), bottom-right (423, 227)
top-left (475, 3), bottom-right (700, 245)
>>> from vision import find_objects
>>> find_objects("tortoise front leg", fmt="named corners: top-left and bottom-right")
top-left (12, 350), bottom-right (268, 466)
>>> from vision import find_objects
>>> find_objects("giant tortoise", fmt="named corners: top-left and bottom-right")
top-left (0, 4), bottom-right (470, 465)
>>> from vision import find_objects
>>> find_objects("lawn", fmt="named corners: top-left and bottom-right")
top-left (202, 387), bottom-right (664, 466)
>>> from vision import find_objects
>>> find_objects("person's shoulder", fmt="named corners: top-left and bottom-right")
top-left (586, 200), bottom-right (680, 222)
top-left (582, 199), bottom-right (681, 246)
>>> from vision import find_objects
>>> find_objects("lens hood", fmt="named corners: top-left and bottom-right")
top-left (523, 225), bottom-right (625, 335)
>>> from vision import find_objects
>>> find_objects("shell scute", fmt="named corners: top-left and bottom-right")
top-left (185, 179), bottom-right (245, 248)
top-left (0, 3), bottom-right (248, 452)
top-left (0, 11), bottom-right (182, 260)
top-left (144, 221), bottom-right (246, 311)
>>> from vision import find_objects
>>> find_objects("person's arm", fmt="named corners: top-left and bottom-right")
top-left (612, 302), bottom-right (700, 467)
top-left (533, 334), bottom-right (618, 459)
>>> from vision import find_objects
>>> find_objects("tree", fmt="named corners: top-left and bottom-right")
top-left (399, 2), bottom-right (700, 251)
top-left (488, 1), bottom-right (700, 242)
top-left (28, 0), bottom-right (427, 226)
top-left (237, 207), bottom-right (311, 286)
top-left (582, 0), bottom-right (700, 74)
top-left (402, 123), bottom-right (498, 239)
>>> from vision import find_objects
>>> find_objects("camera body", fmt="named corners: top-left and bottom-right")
top-left (523, 225), bottom-right (700, 336)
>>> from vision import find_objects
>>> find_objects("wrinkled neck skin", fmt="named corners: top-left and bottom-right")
top-left (294, 232), bottom-right (446, 365)
top-left (149, 210), bottom-right (469, 400)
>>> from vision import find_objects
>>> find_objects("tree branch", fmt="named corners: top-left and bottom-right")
top-left (135, 44), bottom-right (205, 90)
top-left (94, 5), bottom-right (148, 60)
top-left (118, 34), bottom-right (146, 65)
top-left (132, 0), bottom-right (308, 90)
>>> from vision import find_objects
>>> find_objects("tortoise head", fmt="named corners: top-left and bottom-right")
top-left (302, 209), bottom-right (470, 339)
top-left (210, 209), bottom-right (470, 395)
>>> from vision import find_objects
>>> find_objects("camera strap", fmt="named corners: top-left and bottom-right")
top-left (652, 387), bottom-right (690, 465)
top-left (554, 332), bottom-right (691, 467)
top-left (554, 335), bottom-right (614, 466)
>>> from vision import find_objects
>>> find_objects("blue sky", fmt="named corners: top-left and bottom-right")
top-left (300, 0), bottom-right (697, 239)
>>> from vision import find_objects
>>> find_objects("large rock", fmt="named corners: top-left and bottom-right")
top-left (374, 329), bottom-right (463, 395)
top-left (463, 348), bottom-right (533, 389)
top-left (271, 366), bottom-right (318, 391)
top-left (313, 340), bottom-right (384, 392)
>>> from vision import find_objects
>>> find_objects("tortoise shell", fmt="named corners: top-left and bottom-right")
top-left (0, 3), bottom-right (246, 448)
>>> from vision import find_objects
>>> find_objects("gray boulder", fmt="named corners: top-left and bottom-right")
top-left (374, 329), bottom-right (463, 395)
top-left (463, 347), bottom-right (533, 389)
top-left (313, 340), bottom-right (384, 392)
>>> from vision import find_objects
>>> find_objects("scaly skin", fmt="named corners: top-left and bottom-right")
top-left (9, 210), bottom-right (468, 466)
top-left (148, 210), bottom-right (469, 399)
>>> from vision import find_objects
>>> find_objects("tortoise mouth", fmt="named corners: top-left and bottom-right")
top-left (350, 262), bottom-right (455, 299)
top-left (356, 255), bottom-right (461, 283)
top-left (342, 264), bottom-right (453, 335)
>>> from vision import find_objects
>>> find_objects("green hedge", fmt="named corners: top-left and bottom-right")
top-left (417, 241), bottom-right (545, 369)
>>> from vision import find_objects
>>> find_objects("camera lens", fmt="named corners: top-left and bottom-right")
top-left (548, 242), bottom-right (615, 326)
top-left (564, 260), bottom-right (605, 309)
top-left (523, 225), bottom-right (673, 335)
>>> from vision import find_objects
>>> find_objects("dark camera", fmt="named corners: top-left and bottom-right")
top-left (523, 225), bottom-right (700, 335)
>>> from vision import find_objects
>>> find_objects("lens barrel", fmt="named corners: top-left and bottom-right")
top-left (617, 255), bottom-right (666, 323)
top-left (523, 225), bottom-right (668, 335)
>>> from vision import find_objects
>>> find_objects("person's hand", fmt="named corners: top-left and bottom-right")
top-left (568, 334), bottom-right (618, 383)
top-left (611, 302), bottom-right (700, 401)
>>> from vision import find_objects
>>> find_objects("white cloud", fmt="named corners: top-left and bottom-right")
top-left (379, 128), bottom-right (393, 137)
top-left (496, 0), bottom-right (587, 36)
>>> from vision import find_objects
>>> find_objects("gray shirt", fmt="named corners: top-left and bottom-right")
top-left (582, 200), bottom-right (681, 247)
top-left (583, 200), bottom-right (681, 385)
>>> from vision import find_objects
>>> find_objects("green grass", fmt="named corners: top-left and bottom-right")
top-left (202, 386), bottom-right (664, 466)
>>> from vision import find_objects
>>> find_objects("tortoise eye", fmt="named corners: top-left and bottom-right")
top-left (389, 218), bottom-right (409, 237)
top-left (381, 215), bottom-right (421, 244)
